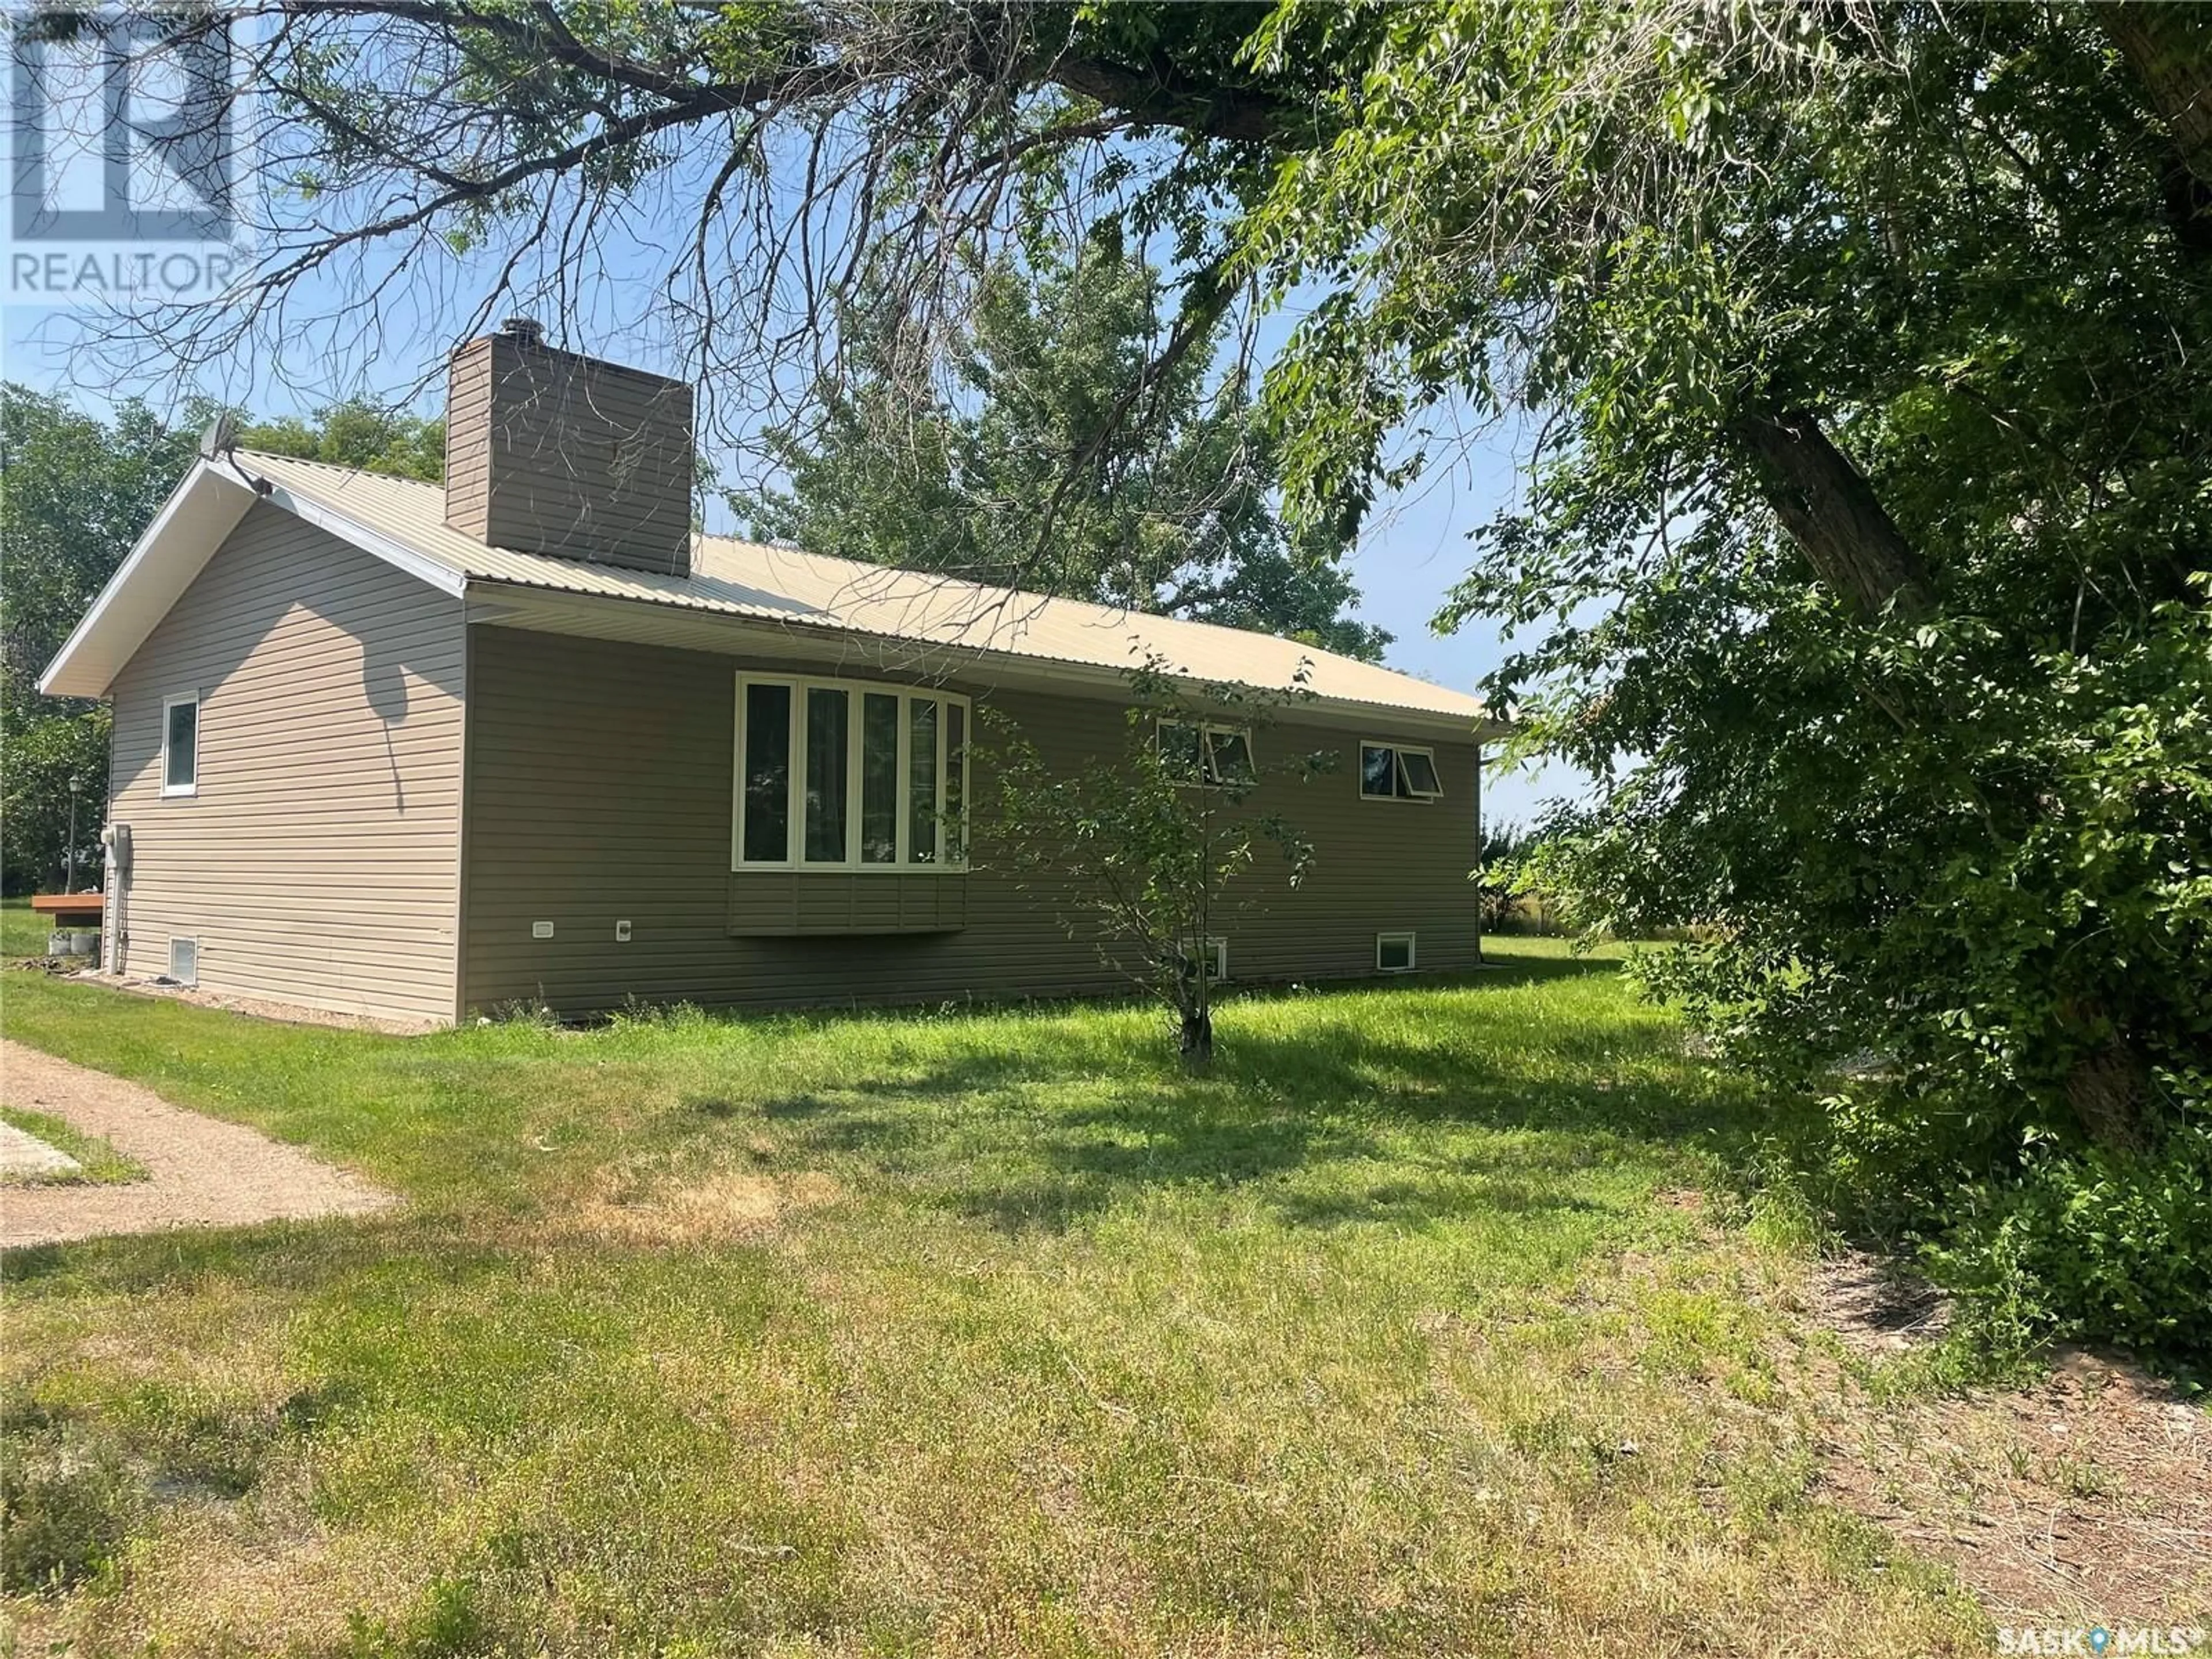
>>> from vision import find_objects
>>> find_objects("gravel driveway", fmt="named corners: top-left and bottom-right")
top-left (0, 1040), bottom-right (393, 1248)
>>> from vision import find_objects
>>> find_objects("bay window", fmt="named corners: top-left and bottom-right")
top-left (734, 675), bottom-right (970, 870)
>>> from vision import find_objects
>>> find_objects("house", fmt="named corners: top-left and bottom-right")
top-left (39, 325), bottom-right (1508, 1026)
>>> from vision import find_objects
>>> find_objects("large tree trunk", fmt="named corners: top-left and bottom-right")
top-left (1733, 407), bottom-right (2159, 1152)
top-left (1729, 408), bottom-right (1936, 621)
top-left (2100, 3), bottom-right (2212, 257)
top-left (2063, 1034), bottom-right (2152, 1154)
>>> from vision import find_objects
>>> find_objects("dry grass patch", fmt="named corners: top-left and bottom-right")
top-left (1815, 1349), bottom-right (2212, 1626)
top-left (566, 1154), bottom-right (844, 1247)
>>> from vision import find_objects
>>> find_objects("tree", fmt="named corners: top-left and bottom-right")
top-left (74, 1), bottom-right (2212, 1353)
top-left (984, 661), bottom-right (1324, 1060)
top-left (237, 400), bottom-right (445, 481)
top-left (0, 391), bottom-right (445, 895)
top-left (0, 386), bottom-right (203, 894)
top-left (740, 237), bottom-right (1387, 659)
top-left (1474, 821), bottom-right (1536, 937)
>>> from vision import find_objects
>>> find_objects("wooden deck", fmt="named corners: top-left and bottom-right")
top-left (28, 893), bottom-right (104, 926)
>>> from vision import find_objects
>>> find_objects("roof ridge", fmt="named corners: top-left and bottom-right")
top-left (232, 448), bottom-right (441, 484)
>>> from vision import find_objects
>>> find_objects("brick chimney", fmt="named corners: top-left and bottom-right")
top-left (443, 320), bottom-right (695, 578)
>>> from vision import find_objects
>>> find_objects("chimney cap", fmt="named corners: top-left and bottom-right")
top-left (498, 316), bottom-right (545, 346)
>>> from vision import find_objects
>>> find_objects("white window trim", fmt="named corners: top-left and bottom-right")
top-left (168, 935), bottom-right (200, 986)
top-left (161, 693), bottom-right (199, 797)
top-left (1358, 739), bottom-right (1442, 803)
top-left (1156, 718), bottom-right (1255, 788)
top-left (1376, 931), bottom-right (1418, 973)
top-left (1178, 935), bottom-right (1229, 984)
top-left (732, 673), bottom-right (970, 873)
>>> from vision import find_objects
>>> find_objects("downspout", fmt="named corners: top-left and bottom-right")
top-left (1474, 740), bottom-right (1485, 967)
top-left (450, 594), bottom-right (474, 1026)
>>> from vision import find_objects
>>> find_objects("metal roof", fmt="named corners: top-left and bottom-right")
top-left (44, 448), bottom-right (1502, 734)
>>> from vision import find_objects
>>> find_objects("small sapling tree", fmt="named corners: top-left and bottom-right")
top-left (982, 658), bottom-right (1327, 1063)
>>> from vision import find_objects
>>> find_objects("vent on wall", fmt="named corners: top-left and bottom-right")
top-left (168, 935), bottom-right (199, 986)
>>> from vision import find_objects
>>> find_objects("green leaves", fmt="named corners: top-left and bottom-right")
top-left (733, 236), bottom-right (1389, 660)
top-left (237, 402), bottom-right (445, 483)
top-left (1214, 2), bottom-right (2212, 1355)
top-left (1, 386), bottom-right (207, 892)
top-left (980, 661), bottom-right (1324, 1052)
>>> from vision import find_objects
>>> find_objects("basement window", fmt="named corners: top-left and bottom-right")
top-left (1359, 741), bottom-right (1441, 802)
top-left (162, 694), bottom-right (199, 796)
top-left (734, 675), bottom-right (968, 871)
top-left (168, 936), bottom-right (199, 986)
top-left (1376, 932), bottom-right (1417, 974)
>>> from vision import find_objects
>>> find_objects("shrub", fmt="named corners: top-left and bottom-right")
top-left (1926, 1125), bottom-right (2212, 1367)
top-left (1790, 1083), bottom-right (2212, 1372)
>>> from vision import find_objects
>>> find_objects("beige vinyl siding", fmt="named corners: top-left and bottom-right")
top-left (460, 626), bottom-right (1480, 1016)
top-left (105, 503), bottom-right (466, 1023)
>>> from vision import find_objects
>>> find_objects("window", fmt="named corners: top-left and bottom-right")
top-left (1156, 719), bottom-right (1255, 787)
top-left (734, 675), bottom-right (969, 870)
top-left (168, 936), bottom-right (199, 986)
top-left (162, 695), bottom-right (199, 796)
top-left (1177, 935), bottom-right (1229, 984)
top-left (1359, 741), bottom-right (1442, 801)
top-left (1376, 931), bottom-right (1417, 973)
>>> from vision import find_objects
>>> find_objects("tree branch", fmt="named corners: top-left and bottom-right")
top-left (1729, 408), bottom-right (1936, 623)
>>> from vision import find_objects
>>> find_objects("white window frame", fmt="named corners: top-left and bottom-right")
top-left (1359, 740), bottom-right (1442, 803)
top-left (1178, 935), bottom-right (1229, 984)
top-left (168, 935), bottom-right (200, 986)
top-left (161, 694), bottom-right (200, 797)
top-left (1156, 719), bottom-right (1255, 788)
top-left (1376, 931), bottom-right (1418, 973)
top-left (731, 673), bottom-right (970, 873)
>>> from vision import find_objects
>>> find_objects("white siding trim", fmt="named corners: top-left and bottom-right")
top-left (256, 477), bottom-right (469, 599)
top-left (39, 461), bottom-right (251, 698)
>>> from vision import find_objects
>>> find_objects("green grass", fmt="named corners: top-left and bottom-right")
top-left (0, 1105), bottom-right (146, 1186)
top-left (0, 942), bottom-right (1990, 1654)
top-left (2, 894), bottom-right (64, 960)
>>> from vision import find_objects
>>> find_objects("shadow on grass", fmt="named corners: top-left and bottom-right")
top-left (741, 976), bottom-right (1802, 1238)
top-left (0, 1210), bottom-right (440, 1298)
top-left (2, 948), bottom-right (1793, 1267)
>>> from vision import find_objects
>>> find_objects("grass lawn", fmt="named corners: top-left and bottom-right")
top-left (0, 942), bottom-right (1992, 1655)
top-left (2, 895), bottom-right (65, 960)
top-left (0, 1105), bottom-right (146, 1186)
